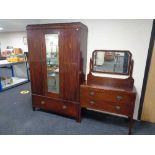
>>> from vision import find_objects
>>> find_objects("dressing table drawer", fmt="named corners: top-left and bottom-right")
top-left (81, 98), bottom-right (132, 116)
top-left (80, 86), bottom-right (135, 105)
top-left (80, 85), bottom-right (136, 117)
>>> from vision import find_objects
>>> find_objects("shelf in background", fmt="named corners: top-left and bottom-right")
top-left (2, 77), bottom-right (28, 90)
top-left (0, 60), bottom-right (26, 67)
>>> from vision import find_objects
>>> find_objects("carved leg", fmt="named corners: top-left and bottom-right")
top-left (128, 117), bottom-right (133, 135)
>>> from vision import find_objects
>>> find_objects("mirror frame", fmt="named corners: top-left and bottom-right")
top-left (91, 50), bottom-right (132, 75)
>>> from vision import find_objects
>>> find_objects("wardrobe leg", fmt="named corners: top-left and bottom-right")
top-left (128, 117), bottom-right (133, 135)
top-left (76, 115), bottom-right (81, 123)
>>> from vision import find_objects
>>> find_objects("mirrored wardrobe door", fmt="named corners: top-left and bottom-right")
top-left (44, 33), bottom-right (59, 94)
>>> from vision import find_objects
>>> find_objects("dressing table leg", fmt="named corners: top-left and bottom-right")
top-left (76, 108), bottom-right (81, 123)
top-left (128, 117), bottom-right (133, 135)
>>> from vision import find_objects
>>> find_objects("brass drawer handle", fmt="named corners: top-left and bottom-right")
top-left (115, 106), bottom-right (121, 110)
top-left (62, 105), bottom-right (67, 110)
top-left (116, 96), bottom-right (123, 100)
top-left (41, 101), bottom-right (45, 104)
top-left (89, 100), bottom-right (95, 105)
top-left (89, 91), bottom-right (95, 96)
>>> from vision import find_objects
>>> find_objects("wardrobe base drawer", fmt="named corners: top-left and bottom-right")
top-left (32, 95), bottom-right (79, 119)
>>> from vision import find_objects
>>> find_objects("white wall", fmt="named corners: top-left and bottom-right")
top-left (40, 19), bottom-right (153, 119)
top-left (84, 19), bottom-right (153, 119)
top-left (0, 32), bottom-right (28, 52)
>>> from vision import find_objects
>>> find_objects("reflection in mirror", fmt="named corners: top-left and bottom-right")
top-left (45, 34), bottom-right (59, 93)
top-left (93, 51), bottom-right (130, 74)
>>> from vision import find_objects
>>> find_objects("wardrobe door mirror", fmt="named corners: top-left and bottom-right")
top-left (45, 34), bottom-right (59, 93)
top-left (92, 50), bottom-right (131, 75)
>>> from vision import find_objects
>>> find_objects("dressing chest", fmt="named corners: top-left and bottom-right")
top-left (80, 50), bottom-right (136, 134)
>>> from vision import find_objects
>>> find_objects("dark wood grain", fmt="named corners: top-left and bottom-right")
top-left (81, 98), bottom-right (133, 116)
top-left (27, 29), bottom-right (44, 95)
top-left (80, 82), bottom-right (136, 134)
top-left (26, 22), bottom-right (88, 31)
top-left (59, 28), bottom-right (79, 101)
top-left (80, 52), bottom-right (136, 134)
top-left (32, 94), bottom-right (79, 118)
top-left (80, 85), bottom-right (136, 105)
top-left (27, 22), bottom-right (88, 121)
top-left (87, 72), bottom-right (134, 89)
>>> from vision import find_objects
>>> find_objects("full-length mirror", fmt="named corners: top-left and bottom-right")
top-left (92, 50), bottom-right (131, 75)
top-left (45, 34), bottom-right (59, 93)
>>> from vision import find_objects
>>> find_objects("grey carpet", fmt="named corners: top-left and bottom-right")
top-left (0, 82), bottom-right (155, 135)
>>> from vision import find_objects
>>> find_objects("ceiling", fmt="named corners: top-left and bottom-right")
top-left (0, 19), bottom-right (80, 32)
top-left (0, 19), bottom-right (41, 32)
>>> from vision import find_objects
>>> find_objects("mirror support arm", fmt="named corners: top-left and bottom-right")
top-left (129, 60), bottom-right (134, 77)
top-left (89, 58), bottom-right (93, 73)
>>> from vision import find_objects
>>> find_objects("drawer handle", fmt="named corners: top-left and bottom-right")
top-left (115, 106), bottom-right (121, 110)
top-left (41, 101), bottom-right (45, 104)
top-left (89, 91), bottom-right (95, 96)
top-left (62, 105), bottom-right (67, 110)
top-left (89, 100), bottom-right (95, 105)
top-left (116, 96), bottom-right (123, 100)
